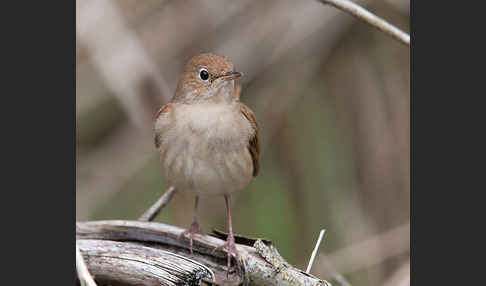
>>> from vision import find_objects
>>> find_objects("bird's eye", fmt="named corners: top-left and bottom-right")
top-left (199, 68), bottom-right (209, 81)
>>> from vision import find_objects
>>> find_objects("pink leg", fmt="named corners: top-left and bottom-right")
top-left (179, 195), bottom-right (201, 254)
top-left (213, 194), bottom-right (239, 274)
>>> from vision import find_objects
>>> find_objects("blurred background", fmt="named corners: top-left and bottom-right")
top-left (76, 0), bottom-right (410, 285)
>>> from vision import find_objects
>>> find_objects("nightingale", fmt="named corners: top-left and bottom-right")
top-left (154, 53), bottom-right (260, 271)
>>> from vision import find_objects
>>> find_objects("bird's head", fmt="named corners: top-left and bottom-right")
top-left (174, 53), bottom-right (242, 104)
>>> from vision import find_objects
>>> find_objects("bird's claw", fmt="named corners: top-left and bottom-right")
top-left (179, 221), bottom-right (201, 254)
top-left (212, 234), bottom-right (239, 276)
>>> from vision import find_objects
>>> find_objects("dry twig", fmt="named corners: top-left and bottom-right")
top-left (306, 229), bottom-right (326, 273)
top-left (138, 186), bottom-right (177, 222)
top-left (76, 243), bottom-right (97, 286)
top-left (317, 0), bottom-right (410, 45)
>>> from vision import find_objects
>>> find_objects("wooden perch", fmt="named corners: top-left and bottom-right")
top-left (76, 220), bottom-right (330, 286)
top-left (77, 239), bottom-right (214, 286)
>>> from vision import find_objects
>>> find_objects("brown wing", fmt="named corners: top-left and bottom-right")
top-left (239, 103), bottom-right (260, 176)
top-left (154, 103), bottom-right (171, 148)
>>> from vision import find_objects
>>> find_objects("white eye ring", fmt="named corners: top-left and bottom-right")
top-left (199, 68), bottom-right (210, 81)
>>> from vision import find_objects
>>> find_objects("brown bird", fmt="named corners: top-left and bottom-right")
top-left (154, 53), bottom-right (259, 271)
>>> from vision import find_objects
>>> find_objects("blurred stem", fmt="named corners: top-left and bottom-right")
top-left (270, 113), bottom-right (310, 265)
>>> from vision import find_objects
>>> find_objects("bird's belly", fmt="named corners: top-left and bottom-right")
top-left (160, 133), bottom-right (253, 196)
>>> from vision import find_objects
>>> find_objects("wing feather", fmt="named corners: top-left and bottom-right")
top-left (154, 104), bottom-right (171, 148)
top-left (239, 103), bottom-right (260, 176)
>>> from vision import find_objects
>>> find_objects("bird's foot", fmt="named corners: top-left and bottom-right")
top-left (179, 221), bottom-right (201, 254)
top-left (212, 233), bottom-right (239, 276)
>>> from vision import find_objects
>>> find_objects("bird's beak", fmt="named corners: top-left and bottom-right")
top-left (217, 71), bottom-right (242, 81)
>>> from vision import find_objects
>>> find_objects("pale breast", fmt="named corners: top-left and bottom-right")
top-left (154, 103), bottom-right (254, 196)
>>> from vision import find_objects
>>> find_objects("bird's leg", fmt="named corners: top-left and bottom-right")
top-left (212, 194), bottom-right (239, 273)
top-left (179, 195), bottom-right (201, 254)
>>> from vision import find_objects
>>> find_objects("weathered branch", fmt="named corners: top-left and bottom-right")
top-left (318, 0), bottom-right (410, 45)
top-left (77, 239), bottom-right (214, 286)
top-left (76, 220), bottom-right (330, 286)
